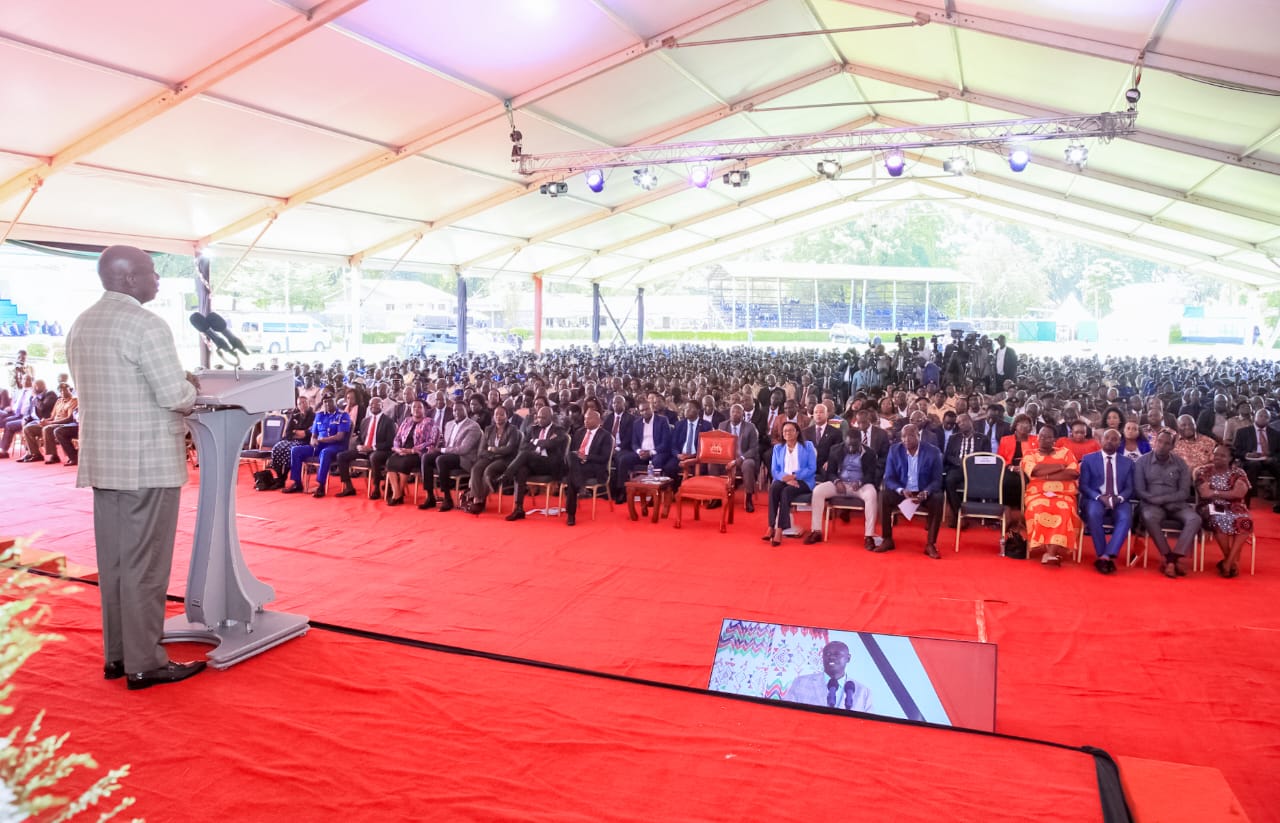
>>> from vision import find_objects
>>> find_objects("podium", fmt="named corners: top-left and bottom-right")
top-left (163, 369), bottom-right (309, 669)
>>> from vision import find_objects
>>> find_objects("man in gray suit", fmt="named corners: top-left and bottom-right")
top-left (714, 404), bottom-right (759, 512)
top-left (424, 401), bottom-right (482, 512)
top-left (782, 640), bottom-right (873, 712)
top-left (66, 245), bottom-right (205, 690)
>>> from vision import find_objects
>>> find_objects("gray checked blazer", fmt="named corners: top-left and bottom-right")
top-left (66, 291), bottom-right (197, 490)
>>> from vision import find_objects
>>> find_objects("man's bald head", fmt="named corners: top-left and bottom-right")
top-left (98, 245), bottom-right (159, 304)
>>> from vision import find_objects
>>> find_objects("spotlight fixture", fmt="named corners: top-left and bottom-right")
top-left (1065, 143), bottom-right (1089, 170)
top-left (539, 181), bottom-right (568, 197)
top-left (942, 156), bottom-right (969, 176)
top-left (883, 150), bottom-right (905, 177)
top-left (509, 128), bottom-right (523, 161)
top-left (1124, 87), bottom-right (1141, 110)
top-left (1008, 147), bottom-right (1031, 173)
top-left (817, 159), bottom-right (842, 180)
top-left (632, 167), bottom-right (658, 190)
top-left (689, 165), bottom-right (711, 189)
top-left (722, 168), bottom-right (751, 188)
top-left (585, 168), bottom-right (605, 193)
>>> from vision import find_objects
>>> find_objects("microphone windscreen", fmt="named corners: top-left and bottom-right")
top-left (189, 312), bottom-right (210, 332)
top-left (206, 312), bottom-right (228, 333)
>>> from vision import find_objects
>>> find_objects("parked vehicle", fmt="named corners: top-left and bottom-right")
top-left (231, 314), bottom-right (331, 354)
top-left (829, 322), bottom-right (871, 345)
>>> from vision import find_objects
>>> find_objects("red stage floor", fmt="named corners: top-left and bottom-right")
top-left (5, 462), bottom-right (1279, 820)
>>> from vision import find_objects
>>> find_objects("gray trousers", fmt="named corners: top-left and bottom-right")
top-left (93, 487), bottom-right (182, 673)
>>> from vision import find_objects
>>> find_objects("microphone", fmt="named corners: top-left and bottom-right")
top-left (189, 312), bottom-right (234, 355)
top-left (206, 312), bottom-right (250, 356)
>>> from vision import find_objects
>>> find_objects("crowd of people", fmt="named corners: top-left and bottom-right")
top-left (214, 336), bottom-right (1276, 578)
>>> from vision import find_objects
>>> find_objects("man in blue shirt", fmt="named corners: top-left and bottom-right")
top-left (878, 423), bottom-right (945, 558)
top-left (283, 394), bottom-right (352, 497)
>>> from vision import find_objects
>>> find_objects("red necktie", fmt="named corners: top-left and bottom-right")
top-left (579, 429), bottom-right (592, 457)
top-left (364, 415), bottom-right (376, 448)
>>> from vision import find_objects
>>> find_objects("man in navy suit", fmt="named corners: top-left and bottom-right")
top-left (564, 409), bottom-right (613, 527)
top-left (1079, 428), bottom-right (1134, 575)
top-left (665, 400), bottom-right (713, 489)
top-left (878, 423), bottom-right (945, 558)
top-left (616, 399), bottom-right (671, 487)
top-left (980, 403), bottom-right (1012, 453)
top-left (603, 394), bottom-right (636, 502)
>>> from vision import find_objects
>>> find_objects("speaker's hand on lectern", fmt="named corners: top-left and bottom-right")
top-left (185, 371), bottom-right (201, 391)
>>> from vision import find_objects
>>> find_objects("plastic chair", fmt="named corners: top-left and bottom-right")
top-left (579, 450), bottom-right (614, 520)
top-left (954, 452), bottom-right (1006, 552)
top-left (822, 494), bottom-right (866, 542)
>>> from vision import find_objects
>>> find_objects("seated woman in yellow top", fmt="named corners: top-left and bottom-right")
top-left (1022, 425), bottom-right (1081, 566)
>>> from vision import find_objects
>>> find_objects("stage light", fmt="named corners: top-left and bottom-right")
top-left (883, 150), bottom-right (905, 177)
top-left (689, 165), bottom-right (711, 188)
top-left (632, 168), bottom-right (658, 190)
top-left (1008, 147), bottom-right (1030, 172)
top-left (1065, 143), bottom-right (1089, 170)
top-left (539, 181), bottom-right (568, 197)
top-left (722, 169), bottom-right (750, 188)
top-left (585, 168), bottom-right (605, 193)
top-left (817, 159), bottom-right (841, 180)
top-left (943, 156), bottom-right (968, 175)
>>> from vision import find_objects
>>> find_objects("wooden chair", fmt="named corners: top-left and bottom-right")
top-left (579, 450), bottom-right (614, 520)
top-left (673, 430), bottom-right (737, 532)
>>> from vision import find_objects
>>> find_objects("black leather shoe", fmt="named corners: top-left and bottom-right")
top-left (566, 514), bottom-right (576, 527)
top-left (1094, 558), bottom-right (1109, 575)
top-left (126, 661), bottom-right (206, 691)
top-left (311, 488), bottom-right (325, 498)
top-left (418, 499), bottom-right (437, 511)
top-left (802, 532), bottom-right (823, 545)
top-left (706, 499), bottom-right (722, 509)
top-left (281, 484), bottom-right (302, 494)
top-left (873, 539), bottom-right (896, 553)
top-left (924, 544), bottom-right (941, 559)
top-left (45, 456), bottom-right (59, 464)
top-left (1105, 558), bottom-right (1117, 575)
top-left (864, 537), bottom-right (877, 551)
top-left (369, 486), bottom-right (382, 500)
top-left (438, 501), bottom-right (454, 512)
top-left (505, 509), bottom-right (525, 522)
top-left (17, 455), bottom-right (36, 463)
top-left (104, 661), bottom-right (124, 680)
top-left (744, 496), bottom-right (755, 513)
top-left (335, 487), bottom-right (356, 498)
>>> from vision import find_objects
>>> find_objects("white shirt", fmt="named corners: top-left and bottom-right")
top-left (640, 418), bottom-right (655, 452)
top-left (1098, 452), bottom-right (1117, 498)
top-left (995, 347), bottom-right (1008, 374)
top-left (783, 444), bottom-right (800, 475)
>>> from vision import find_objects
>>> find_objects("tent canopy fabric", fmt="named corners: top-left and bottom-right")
top-left (0, 0), bottom-right (1277, 288)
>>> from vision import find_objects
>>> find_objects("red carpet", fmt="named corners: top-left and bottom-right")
top-left (5, 462), bottom-right (1280, 820)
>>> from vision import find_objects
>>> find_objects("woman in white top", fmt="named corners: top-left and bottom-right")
top-left (764, 421), bottom-right (817, 546)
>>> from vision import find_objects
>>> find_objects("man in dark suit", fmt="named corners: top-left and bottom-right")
top-left (1232, 408), bottom-right (1280, 505)
top-left (421, 402), bottom-right (482, 512)
top-left (667, 401), bottom-right (714, 489)
top-left (804, 403), bottom-right (843, 473)
top-left (1079, 428), bottom-right (1135, 575)
top-left (942, 413), bottom-right (981, 527)
top-left (501, 406), bottom-right (567, 521)
top-left (603, 394), bottom-right (636, 502)
top-left (714, 403), bottom-right (760, 512)
top-left (980, 403), bottom-right (1012, 453)
top-left (335, 396), bottom-right (396, 499)
top-left (565, 408), bottom-right (613, 527)
top-left (878, 424), bottom-right (945, 558)
top-left (617, 399), bottom-right (671, 486)
top-left (853, 407), bottom-right (890, 469)
top-left (992, 334), bottom-right (1017, 389)
top-left (699, 394), bottom-right (726, 432)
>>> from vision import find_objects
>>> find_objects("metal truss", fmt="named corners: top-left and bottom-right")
top-left (515, 111), bottom-right (1138, 175)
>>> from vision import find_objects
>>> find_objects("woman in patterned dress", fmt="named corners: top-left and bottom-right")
top-left (1195, 443), bottom-right (1252, 578)
top-left (1022, 425), bottom-right (1081, 566)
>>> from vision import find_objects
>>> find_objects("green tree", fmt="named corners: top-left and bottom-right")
top-left (1080, 259), bottom-right (1132, 318)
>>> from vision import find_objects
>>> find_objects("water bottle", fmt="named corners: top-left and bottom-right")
top-left (647, 462), bottom-right (655, 478)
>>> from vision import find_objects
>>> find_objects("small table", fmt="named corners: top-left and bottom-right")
top-left (626, 476), bottom-right (673, 523)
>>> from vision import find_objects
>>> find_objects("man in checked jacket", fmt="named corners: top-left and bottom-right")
top-left (66, 245), bottom-right (206, 691)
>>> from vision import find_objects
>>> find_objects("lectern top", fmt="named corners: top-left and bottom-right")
top-left (194, 369), bottom-right (294, 413)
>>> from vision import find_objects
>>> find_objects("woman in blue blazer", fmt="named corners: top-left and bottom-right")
top-left (765, 420), bottom-right (817, 546)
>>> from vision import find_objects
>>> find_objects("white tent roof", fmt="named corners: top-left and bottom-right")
top-left (1, 0), bottom-right (1277, 288)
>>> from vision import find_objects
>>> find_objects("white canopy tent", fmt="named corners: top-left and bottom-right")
top-left (1, 0), bottom-right (1277, 320)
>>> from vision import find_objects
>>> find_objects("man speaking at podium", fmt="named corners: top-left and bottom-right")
top-left (66, 245), bottom-right (206, 691)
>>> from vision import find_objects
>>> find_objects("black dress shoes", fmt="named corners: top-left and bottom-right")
top-left (873, 539), bottom-right (896, 553)
top-left (802, 532), bottom-right (823, 545)
top-left (126, 661), bottom-right (206, 691)
top-left (281, 484), bottom-right (302, 494)
top-left (335, 487), bottom-right (356, 498)
top-left (312, 488), bottom-right (326, 498)
top-left (505, 509), bottom-right (525, 522)
top-left (17, 454), bottom-right (37, 463)
top-left (744, 496), bottom-right (755, 513)
top-left (418, 498), bottom-right (437, 511)
top-left (104, 661), bottom-right (124, 680)
top-left (566, 514), bottom-right (576, 526)
top-left (924, 544), bottom-right (941, 559)
top-left (864, 537), bottom-right (877, 551)
top-left (438, 500), bottom-right (454, 512)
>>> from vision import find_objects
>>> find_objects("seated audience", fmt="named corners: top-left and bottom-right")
top-left (335, 396), bottom-right (395, 499)
top-left (501, 406), bottom-right (567, 521)
top-left (1195, 444), bottom-right (1252, 578)
top-left (878, 423), bottom-right (944, 559)
top-left (764, 421), bottom-right (815, 546)
top-left (383, 401), bottom-right (434, 507)
top-left (1021, 425), bottom-right (1081, 566)
top-left (805, 425), bottom-right (880, 549)
top-left (467, 405), bottom-right (520, 514)
top-left (1079, 429), bottom-right (1134, 575)
top-left (1134, 429), bottom-right (1200, 579)
top-left (282, 394), bottom-right (351, 496)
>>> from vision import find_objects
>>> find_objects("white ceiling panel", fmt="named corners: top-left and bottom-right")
top-left (454, 194), bottom-right (604, 240)
top-left (0, 44), bottom-right (157, 156)
top-left (1132, 70), bottom-right (1280, 155)
top-left (314, 156), bottom-right (517, 223)
top-left (0, 0), bottom-right (297, 84)
top-left (618, 229), bottom-right (711, 260)
top-left (549, 213), bottom-right (663, 252)
top-left (1158, 202), bottom-right (1280, 245)
top-left (815, 2), bottom-right (959, 87)
top-left (210, 26), bottom-right (497, 148)
top-left (219, 204), bottom-right (423, 257)
top-left (336, 0), bottom-right (636, 100)
top-left (81, 97), bottom-right (376, 197)
top-left (397, 226), bottom-right (521, 267)
top-left (504, 244), bottom-right (591, 274)
top-left (1190, 166), bottom-right (1280, 219)
top-left (630, 187), bottom-right (736, 226)
top-left (957, 30), bottom-right (1127, 114)
top-left (749, 182), bottom-right (841, 220)
top-left (1156, 0), bottom-right (1280, 80)
top-left (533, 53), bottom-right (718, 147)
top-left (684, 209), bottom-right (773, 239)
top-left (599, 0), bottom-right (741, 40)
top-left (953, 0), bottom-right (1156, 51)
top-left (1085, 139), bottom-right (1221, 192)
top-left (663, 1), bottom-right (836, 102)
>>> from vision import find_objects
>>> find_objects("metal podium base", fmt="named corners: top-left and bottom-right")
top-left (163, 610), bottom-right (310, 670)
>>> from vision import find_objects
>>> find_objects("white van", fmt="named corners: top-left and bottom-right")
top-left (232, 314), bottom-right (332, 354)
